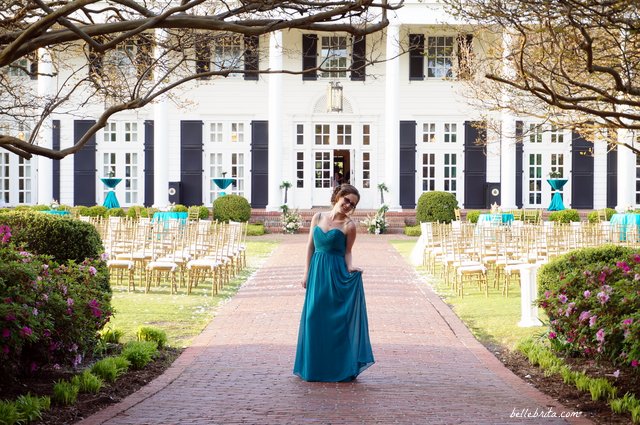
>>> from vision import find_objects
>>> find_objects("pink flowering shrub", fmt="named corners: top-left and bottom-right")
top-left (537, 245), bottom-right (639, 370)
top-left (0, 225), bottom-right (112, 377)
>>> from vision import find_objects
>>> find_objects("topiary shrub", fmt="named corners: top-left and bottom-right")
top-left (548, 209), bottom-right (581, 223)
top-left (76, 206), bottom-right (90, 217)
top-left (86, 205), bottom-right (108, 217)
top-left (404, 225), bottom-right (421, 237)
top-left (416, 191), bottom-right (459, 223)
top-left (126, 206), bottom-right (142, 219)
top-left (212, 195), bottom-right (251, 222)
top-left (171, 204), bottom-right (188, 213)
top-left (587, 208), bottom-right (616, 223)
top-left (466, 210), bottom-right (482, 224)
top-left (537, 245), bottom-right (640, 368)
top-left (106, 207), bottom-right (125, 217)
top-left (246, 223), bottom-right (265, 236)
top-left (197, 205), bottom-right (210, 219)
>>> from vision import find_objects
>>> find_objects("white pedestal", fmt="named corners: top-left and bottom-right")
top-left (518, 263), bottom-right (543, 327)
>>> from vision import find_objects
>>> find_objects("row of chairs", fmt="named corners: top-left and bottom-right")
top-left (421, 220), bottom-right (630, 298)
top-left (90, 216), bottom-right (247, 295)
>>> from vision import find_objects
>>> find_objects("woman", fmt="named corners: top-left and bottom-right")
top-left (293, 184), bottom-right (375, 382)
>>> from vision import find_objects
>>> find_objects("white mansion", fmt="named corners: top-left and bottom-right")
top-left (1, 1), bottom-right (637, 212)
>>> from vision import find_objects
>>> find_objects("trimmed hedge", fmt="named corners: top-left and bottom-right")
top-left (404, 225), bottom-right (421, 237)
top-left (466, 210), bottom-right (482, 223)
top-left (213, 195), bottom-right (251, 222)
top-left (416, 191), bottom-right (459, 224)
top-left (587, 208), bottom-right (616, 223)
top-left (0, 211), bottom-right (104, 264)
top-left (548, 209), bottom-right (581, 223)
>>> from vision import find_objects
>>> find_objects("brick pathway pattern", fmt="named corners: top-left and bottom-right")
top-left (80, 234), bottom-right (591, 425)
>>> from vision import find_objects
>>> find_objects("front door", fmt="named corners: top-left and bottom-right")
top-left (312, 149), bottom-right (353, 206)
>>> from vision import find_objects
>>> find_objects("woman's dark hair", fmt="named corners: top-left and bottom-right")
top-left (331, 184), bottom-right (360, 205)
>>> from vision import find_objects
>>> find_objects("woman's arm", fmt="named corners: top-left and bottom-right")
top-left (344, 220), bottom-right (361, 273)
top-left (302, 212), bottom-right (320, 288)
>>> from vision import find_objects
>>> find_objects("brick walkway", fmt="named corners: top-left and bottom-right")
top-left (80, 234), bottom-right (591, 425)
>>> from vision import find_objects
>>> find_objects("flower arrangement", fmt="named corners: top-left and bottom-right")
top-left (538, 251), bottom-right (640, 370)
top-left (281, 205), bottom-right (302, 234)
top-left (362, 205), bottom-right (388, 234)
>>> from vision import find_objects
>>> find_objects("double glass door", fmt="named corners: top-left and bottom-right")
top-left (312, 149), bottom-right (354, 205)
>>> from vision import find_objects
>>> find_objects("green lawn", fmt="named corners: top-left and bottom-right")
top-left (107, 239), bottom-right (278, 347)
top-left (391, 239), bottom-right (548, 349)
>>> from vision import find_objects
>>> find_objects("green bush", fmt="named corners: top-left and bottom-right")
top-left (548, 209), bottom-right (580, 223)
top-left (90, 357), bottom-right (129, 383)
top-left (137, 326), bottom-right (167, 349)
top-left (31, 205), bottom-right (51, 212)
top-left (213, 195), bottom-right (251, 222)
top-left (106, 207), bottom-right (125, 217)
top-left (171, 204), bottom-right (188, 213)
top-left (466, 210), bottom-right (482, 223)
top-left (100, 328), bottom-right (123, 344)
top-left (0, 211), bottom-right (104, 263)
top-left (71, 371), bottom-right (103, 394)
top-left (75, 206), bottom-right (90, 217)
top-left (121, 341), bottom-right (158, 369)
top-left (404, 225), bottom-right (421, 237)
top-left (14, 393), bottom-right (50, 423)
top-left (246, 223), bottom-right (265, 236)
top-left (0, 400), bottom-right (21, 425)
top-left (52, 380), bottom-right (79, 405)
top-left (416, 191), bottom-right (458, 224)
top-left (197, 205), bottom-right (210, 219)
top-left (86, 205), bottom-right (108, 217)
top-left (587, 208), bottom-right (616, 223)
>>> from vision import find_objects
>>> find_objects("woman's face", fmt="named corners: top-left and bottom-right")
top-left (338, 194), bottom-right (359, 215)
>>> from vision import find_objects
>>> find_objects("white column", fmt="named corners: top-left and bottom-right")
top-left (266, 31), bottom-right (283, 211)
top-left (592, 135), bottom-right (608, 209)
top-left (384, 23), bottom-right (401, 210)
top-left (153, 29), bottom-right (169, 208)
top-left (499, 114), bottom-right (517, 209)
top-left (36, 48), bottom-right (54, 205)
top-left (616, 129), bottom-right (635, 211)
top-left (518, 264), bottom-right (543, 327)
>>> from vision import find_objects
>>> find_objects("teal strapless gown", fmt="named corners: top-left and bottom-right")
top-left (293, 226), bottom-right (375, 382)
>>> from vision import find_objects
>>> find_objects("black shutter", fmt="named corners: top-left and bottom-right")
top-left (302, 34), bottom-right (318, 81)
top-left (351, 35), bottom-right (366, 81)
top-left (144, 120), bottom-right (154, 207)
top-left (244, 35), bottom-right (259, 81)
top-left (251, 121), bottom-right (269, 208)
top-left (195, 34), bottom-right (211, 78)
top-left (29, 52), bottom-right (38, 80)
top-left (399, 121), bottom-right (417, 209)
top-left (457, 34), bottom-right (473, 79)
top-left (571, 132), bottom-right (594, 209)
top-left (73, 120), bottom-right (97, 206)
top-left (464, 121), bottom-right (487, 208)
top-left (52, 120), bottom-right (60, 202)
top-left (515, 121), bottom-right (524, 208)
top-left (180, 121), bottom-right (204, 206)
top-left (409, 34), bottom-right (424, 81)
top-left (607, 143), bottom-right (617, 209)
top-left (136, 34), bottom-right (153, 80)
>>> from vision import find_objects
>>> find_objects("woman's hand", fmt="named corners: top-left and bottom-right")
top-left (349, 267), bottom-right (363, 273)
top-left (301, 277), bottom-right (307, 289)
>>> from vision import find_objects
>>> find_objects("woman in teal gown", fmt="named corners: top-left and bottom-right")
top-left (294, 184), bottom-right (375, 382)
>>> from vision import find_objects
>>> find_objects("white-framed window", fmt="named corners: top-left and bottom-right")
top-left (529, 124), bottom-right (543, 143)
top-left (422, 123), bottom-right (436, 143)
top-left (528, 153), bottom-right (543, 205)
top-left (230, 153), bottom-right (245, 196)
top-left (102, 152), bottom-right (116, 179)
top-left (362, 152), bottom-right (371, 189)
top-left (124, 153), bottom-right (139, 204)
top-left (422, 153), bottom-right (435, 191)
top-left (0, 153), bottom-right (9, 204)
top-left (444, 123), bottom-right (457, 143)
top-left (8, 57), bottom-right (30, 77)
top-left (443, 153), bottom-right (457, 195)
top-left (427, 36), bottom-right (454, 78)
top-left (315, 124), bottom-right (330, 145)
top-left (362, 124), bottom-right (370, 146)
top-left (296, 124), bottom-right (304, 145)
top-left (231, 122), bottom-right (244, 143)
top-left (550, 125), bottom-right (564, 143)
top-left (124, 122), bottom-right (138, 143)
top-left (296, 152), bottom-right (304, 188)
top-left (209, 122), bottom-right (223, 143)
top-left (105, 40), bottom-right (136, 77)
top-left (17, 158), bottom-right (32, 204)
top-left (314, 151), bottom-right (332, 188)
top-left (213, 34), bottom-right (243, 74)
top-left (104, 122), bottom-right (117, 143)
top-left (320, 36), bottom-right (348, 78)
top-left (550, 154), bottom-right (564, 178)
top-left (208, 153), bottom-right (224, 201)
top-left (337, 124), bottom-right (352, 145)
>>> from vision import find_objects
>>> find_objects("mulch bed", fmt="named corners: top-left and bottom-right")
top-left (1, 348), bottom-right (182, 425)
